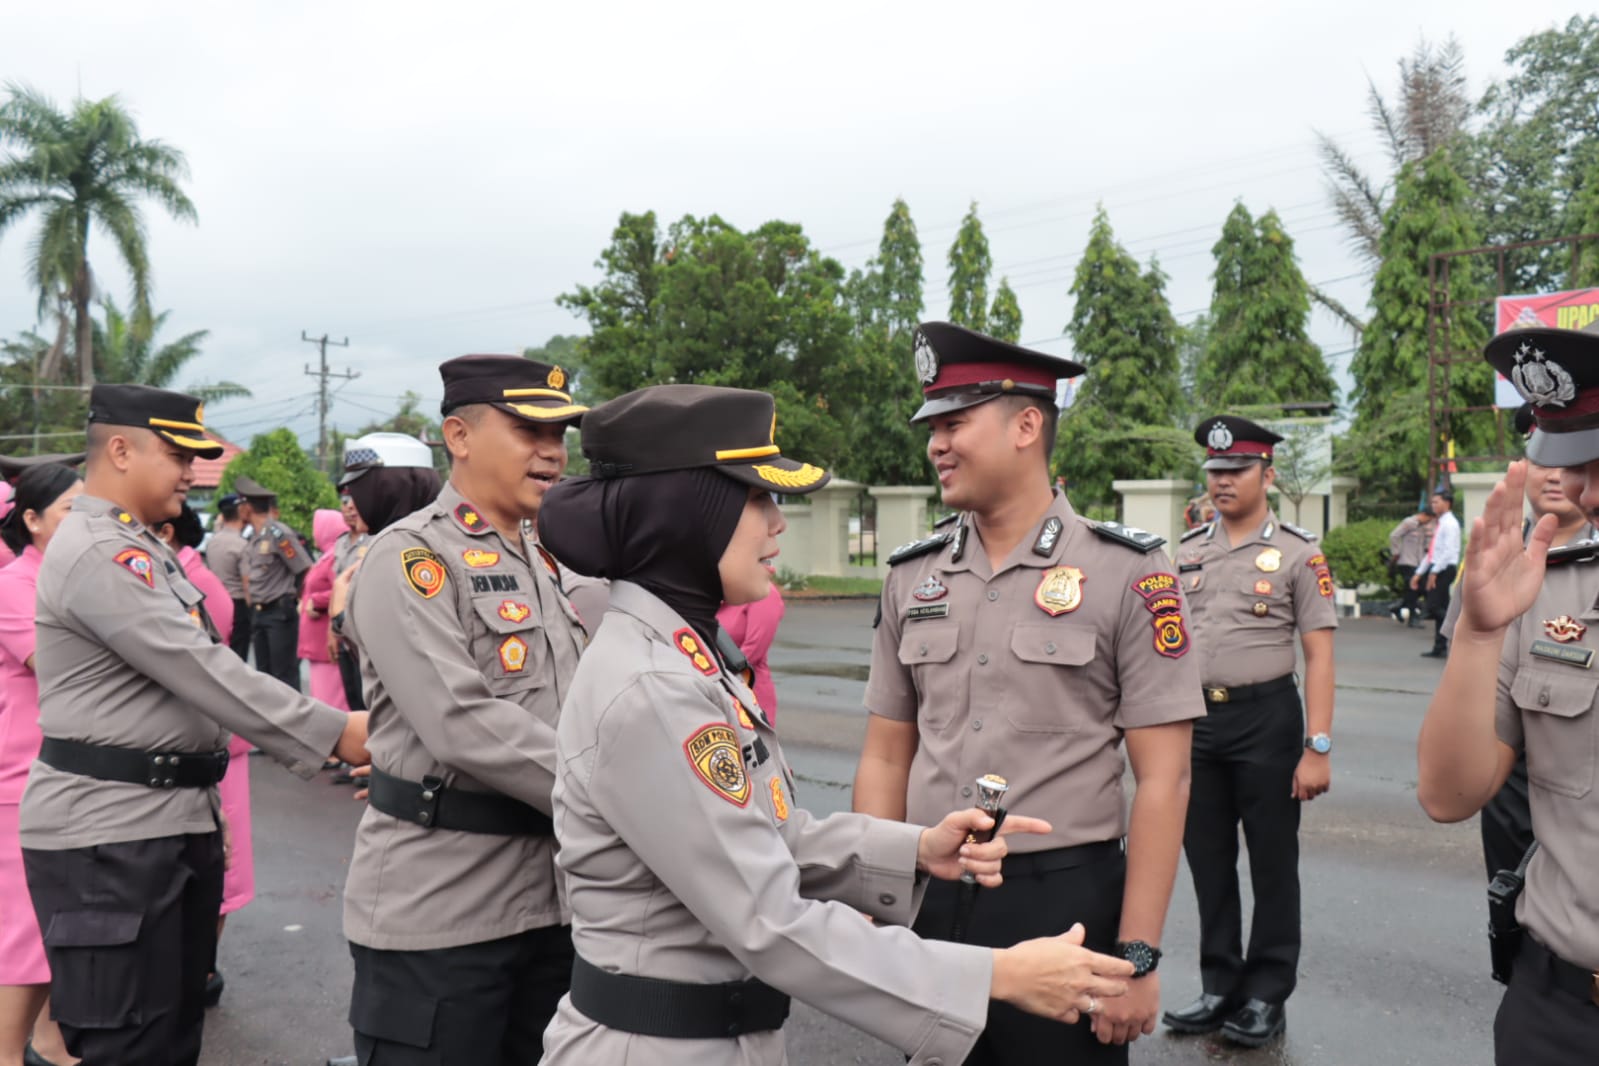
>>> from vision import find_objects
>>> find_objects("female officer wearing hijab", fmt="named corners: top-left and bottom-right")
top-left (536, 384), bottom-right (1134, 1066)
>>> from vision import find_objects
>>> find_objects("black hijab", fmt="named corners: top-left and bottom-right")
top-left (349, 467), bottom-right (442, 534)
top-left (538, 468), bottom-right (747, 643)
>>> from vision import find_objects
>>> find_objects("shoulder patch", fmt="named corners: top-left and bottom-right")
top-left (278, 538), bottom-right (296, 559)
top-left (1282, 522), bottom-right (1318, 542)
top-left (674, 627), bottom-right (718, 676)
top-left (887, 532), bottom-right (952, 566)
top-left (1180, 523), bottom-right (1212, 542)
top-left (933, 512), bottom-right (959, 529)
top-left (1092, 521), bottom-right (1166, 553)
top-left (113, 547), bottom-right (156, 588)
top-left (684, 723), bottom-right (750, 807)
top-left (452, 502), bottom-right (489, 534)
top-left (401, 547), bottom-right (447, 599)
top-left (1549, 538), bottom-right (1599, 566)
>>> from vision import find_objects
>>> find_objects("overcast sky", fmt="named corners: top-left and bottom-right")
top-left (0, 1), bottom-right (1582, 449)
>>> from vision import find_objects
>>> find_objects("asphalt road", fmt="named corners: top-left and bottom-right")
top-left (199, 604), bottom-right (1498, 1066)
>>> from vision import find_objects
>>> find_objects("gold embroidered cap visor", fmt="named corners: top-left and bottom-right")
top-left (577, 384), bottom-right (832, 495)
top-left (438, 353), bottom-right (588, 426)
top-left (1485, 322), bottom-right (1599, 468)
top-left (86, 383), bottom-right (224, 459)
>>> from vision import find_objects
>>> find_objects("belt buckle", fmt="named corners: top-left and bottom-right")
top-left (1206, 687), bottom-right (1229, 703)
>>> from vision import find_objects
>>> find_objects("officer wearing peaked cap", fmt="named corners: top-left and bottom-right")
top-left (854, 322), bottom-right (1204, 1064)
top-left (1162, 415), bottom-right (1338, 1047)
top-left (19, 384), bottom-right (367, 1066)
top-left (234, 473), bottom-right (310, 690)
top-left (341, 354), bottom-right (592, 1066)
top-left (1420, 320), bottom-right (1599, 1064)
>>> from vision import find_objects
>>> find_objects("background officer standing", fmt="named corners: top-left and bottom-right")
top-left (854, 322), bottom-right (1203, 1064)
top-left (1386, 506), bottom-right (1432, 626)
top-left (204, 493), bottom-right (253, 656)
top-left (1414, 489), bottom-right (1462, 658)
top-left (1162, 415), bottom-right (1337, 1048)
top-left (341, 355), bottom-right (590, 1065)
top-left (237, 475), bottom-right (309, 688)
top-left (19, 385), bottom-right (368, 1066)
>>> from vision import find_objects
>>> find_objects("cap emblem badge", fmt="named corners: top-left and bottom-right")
top-left (1511, 342), bottom-right (1576, 408)
top-left (547, 366), bottom-right (567, 390)
top-left (914, 330), bottom-right (939, 385)
top-left (1206, 422), bottom-right (1234, 451)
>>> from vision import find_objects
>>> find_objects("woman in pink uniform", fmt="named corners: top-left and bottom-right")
top-left (157, 504), bottom-right (251, 1008)
top-left (716, 567), bottom-right (786, 721)
top-left (300, 509), bottom-right (351, 711)
top-left (0, 463), bottom-right (81, 1066)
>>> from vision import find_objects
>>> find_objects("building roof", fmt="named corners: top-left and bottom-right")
top-left (191, 438), bottom-right (242, 489)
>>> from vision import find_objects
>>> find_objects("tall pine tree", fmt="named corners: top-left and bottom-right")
top-left (946, 202), bottom-right (992, 331)
top-left (1054, 208), bottom-right (1190, 510)
top-left (988, 278), bottom-right (1022, 342)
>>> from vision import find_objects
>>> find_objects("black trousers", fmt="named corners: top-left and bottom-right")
top-left (1183, 686), bottom-right (1303, 1005)
top-left (1494, 938), bottom-right (1599, 1065)
top-left (227, 597), bottom-right (252, 659)
top-left (913, 844), bottom-right (1128, 1065)
top-left (1423, 565), bottom-right (1457, 642)
top-left (252, 596), bottom-right (300, 691)
top-left (349, 924), bottom-right (575, 1065)
top-left (1395, 565), bottom-right (1421, 617)
top-left (1481, 753), bottom-right (1534, 882)
top-left (339, 645), bottom-right (367, 710)
top-left (23, 832), bottom-right (224, 1066)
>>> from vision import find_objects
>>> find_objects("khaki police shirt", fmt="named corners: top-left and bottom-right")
top-left (1389, 516), bottom-right (1429, 570)
top-left (249, 519), bottom-right (310, 603)
top-left (543, 580), bottom-right (991, 1066)
top-left (205, 525), bottom-right (251, 600)
top-left (333, 529), bottom-right (369, 574)
top-left (342, 482), bottom-right (588, 950)
top-left (1177, 514), bottom-right (1338, 688)
top-left (864, 493), bottom-right (1205, 853)
top-left (19, 496), bottom-right (348, 850)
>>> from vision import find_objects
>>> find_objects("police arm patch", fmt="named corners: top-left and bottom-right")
top-left (401, 547), bottom-right (447, 599)
top-left (114, 547), bottom-right (156, 588)
top-left (684, 724), bottom-right (750, 807)
top-left (1152, 608), bottom-right (1190, 659)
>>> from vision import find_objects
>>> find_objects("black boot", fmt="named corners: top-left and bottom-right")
top-left (1221, 999), bottom-right (1286, 1046)
top-left (1421, 639), bottom-right (1448, 659)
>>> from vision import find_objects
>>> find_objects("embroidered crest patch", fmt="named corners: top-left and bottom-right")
top-left (1152, 611), bottom-right (1190, 658)
top-left (1255, 579), bottom-right (1273, 595)
top-left (498, 635), bottom-right (528, 672)
top-left (912, 575), bottom-right (948, 602)
top-left (462, 549), bottom-right (500, 568)
top-left (1306, 553), bottom-right (1334, 598)
top-left (401, 547), bottom-right (447, 599)
top-left (769, 776), bottom-right (790, 822)
top-left (674, 628), bottom-right (718, 676)
top-left (1544, 615), bottom-right (1588, 643)
top-left (114, 548), bottom-right (155, 588)
top-left (453, 503), bottom-right (487, 532)
top-left (684, 724), bottom-right (750, 807)
top-left (734, 699), bottom-right (756, 730)
top-left (1132, 573), bottom-right (1178, 599)
top-left (1144, 593), bottom-right (1182, 615)
top-left (278, 538), bottom-right (296, 560)
top-left (498, 600), bottom-right (531, 624)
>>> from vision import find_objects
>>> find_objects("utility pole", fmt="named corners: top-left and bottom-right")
top-left (302, 331), bottom-right (356, 473)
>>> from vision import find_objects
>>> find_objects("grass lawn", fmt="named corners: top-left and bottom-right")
top-left (784, 575), bottom-right (883, 598)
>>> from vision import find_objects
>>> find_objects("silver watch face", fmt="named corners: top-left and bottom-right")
top-left (1309, 734), bottom-right (1332, 754)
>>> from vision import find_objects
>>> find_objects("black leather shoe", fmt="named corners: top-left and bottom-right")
top-left (1420, 646), bottom-right (1448, 659)
top-left (1221, 999), bottom-right (1286, 1047)
top-left (1162, 993), bottom-right (1237, 1034)
top-left (205, 970), bottom-right (225, 1007)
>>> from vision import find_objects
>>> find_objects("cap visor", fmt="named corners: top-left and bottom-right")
top-left (157, 430), bottom-right (224, 460)
top-left (337, 467), bottom-right (372, 488)
top-left (1527, 427), bottom-right (1599, 468)
top-left (720, 456), bottom-right (832, 495)
top-left (910, 392), bottom-right (1004, 424)
top-left (496, 401), bottom-right (588, 425)
top-left (1202, 455), bottom-right (1268, 471)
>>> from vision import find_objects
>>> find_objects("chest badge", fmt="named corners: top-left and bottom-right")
top-left (1255, 548), bottom-right (1282, 573)
top-left (498, 600), bottom-right (531, 624)
top-left (1544, 615), bottom-right (1588, 643)
top-left (674, 628), bottom-right (718, 676)
top-left (1034, 566), bottom-right (1085, 617)
top-left (912, 575), bottom-right (949, 602)
top-left (462, 549), bottom-right (500, 568)
top-left (498, 635), bottom-right (528, 673)
top-left (1252, 601), bottom-right (1270, 617)
top-left (1254, 579), bottom-right (1273, 595)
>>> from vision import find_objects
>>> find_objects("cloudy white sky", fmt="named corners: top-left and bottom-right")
top-left (0, 1), bottom-right (1582, 448)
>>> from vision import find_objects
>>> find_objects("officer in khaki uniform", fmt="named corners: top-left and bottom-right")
top-left (237, 475), bottom-right (310, 689)
top-left (1420, 322), bottom-right (1599, 1064)
top-left (342, 355), bottom-right (591, 1065)
top-left (855, 323), bottom-right (1204, 1065)
top-left (203, 494), bottom-right (253, 656)
top-left (19, 385), bottom-right (367, 1066)
top-left (537, 384), bottom-right (1136, 1066)
top-left (1162, 415), bottom-right (1337, 1048)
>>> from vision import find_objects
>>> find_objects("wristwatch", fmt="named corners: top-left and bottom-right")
top-left (1306, 733), bottom-right (1332, 755)
top-left (1115, 940), bottom-right (1161, 977)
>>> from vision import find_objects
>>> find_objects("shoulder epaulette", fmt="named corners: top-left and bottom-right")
top-left (933, 512), bottom-right (959, 529)
top-left (1547, 538), bottom-right (1599, 566)
top-left (1282, 522), bottom-right (1318, 542)
top-left (887, 532), bottom-right (952, 566)
top-left (1091, 521), bottom-right (1165, 553)
top-left (1180, 523), bottom-right (1212, 542)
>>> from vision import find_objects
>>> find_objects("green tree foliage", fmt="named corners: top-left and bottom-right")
top-left (1320, 517), bottom-right (1404, 593)
top-left (1054, 208), bottom-right (1190, 509)
top-left (1196, 205), bottom-right (1335, 410)
top-left (1347, 151), bottom-right (1488, 501)
top-left (0, 83), bottom-right (196, 386)
top-left (93, 298), bottom-right (249, 404)
top-left (328, 391), bottom-right (447, 482)
top-left (218, 428), bottom-right (339, 537)
top-left (0, 330), bottom-right (86, 457)
top-left (522, 335), bottom-right (589, 402)
top-left (988, 278), bottom-right (1022, 343)
top-left (945, 202), bottom-right (991, 331)
top-left (1573, 160), bottom-right (1599, 289)
top-left (559, 211), bottom-right (852, 469)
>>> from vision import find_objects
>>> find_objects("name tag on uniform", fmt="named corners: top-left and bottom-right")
top-left (1529, 639), bottom-right (1595, 669)
top-left (906, 604), bottom-right (950, 622)
top-left (1178, 563), bottom-right (1202, 573)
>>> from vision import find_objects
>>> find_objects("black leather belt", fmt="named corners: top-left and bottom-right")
top-left (1202, 674), bottom-right (1297, 705)
top-left (1520, 936), bottom-right (1599, 1006)
top-left (38, 737), bottom-right (229, 789)
top-left (569, 954), bottom-right (791, 1038)
top-left (253, 595), bottom-right (294, 612)
top-left (1002, 839), bottom-right (1124, 877)
top-left (367, 768), bottom-right (553, 836)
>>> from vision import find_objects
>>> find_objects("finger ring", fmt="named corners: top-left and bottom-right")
top-left (1086, 996), bottom-right (1100, 1015)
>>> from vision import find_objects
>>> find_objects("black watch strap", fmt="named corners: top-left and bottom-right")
top-left (1114, 940), bottom-right (1162, 977)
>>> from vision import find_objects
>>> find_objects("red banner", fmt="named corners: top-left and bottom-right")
top-left (1493, 288), bottom-right (1599, 406)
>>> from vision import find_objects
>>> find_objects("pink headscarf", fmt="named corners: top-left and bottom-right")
top-left (312, 508), bottom-right (346, 554)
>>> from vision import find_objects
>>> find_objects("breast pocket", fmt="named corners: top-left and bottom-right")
top-left (1004, 623), bottom-right (1095, 733)
top-left (1511, 670), bottom-right (1599, 798)
top-left (470, 597), bottom-right (548, 696)
top-left (897, 623), bottom-right (960, 725)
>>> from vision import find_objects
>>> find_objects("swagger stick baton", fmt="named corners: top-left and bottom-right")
top-left (949, 773), bottom-right (1009, 943)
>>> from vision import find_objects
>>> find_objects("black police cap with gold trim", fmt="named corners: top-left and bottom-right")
top-left (578, 384), bottom-right (831, 494)
top-left (439, 354), bottom-right (587, 424)
top-left (1486, 320), bottom-right (1599, 468)
top-left (1194, 415), bottom-right (1283, 471)
top-left (910, 321), bottom-right (1084, 423)
top-left (88, 384), bottom-right (223, 460)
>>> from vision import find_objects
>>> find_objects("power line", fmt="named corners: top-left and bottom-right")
top-left (302, 331), bottom-right (357, 473)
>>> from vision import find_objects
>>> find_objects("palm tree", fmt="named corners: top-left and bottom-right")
top-left (0, 83), bottom-right (196, 386)
top-left (93, 298), bottom-right (250, 404)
